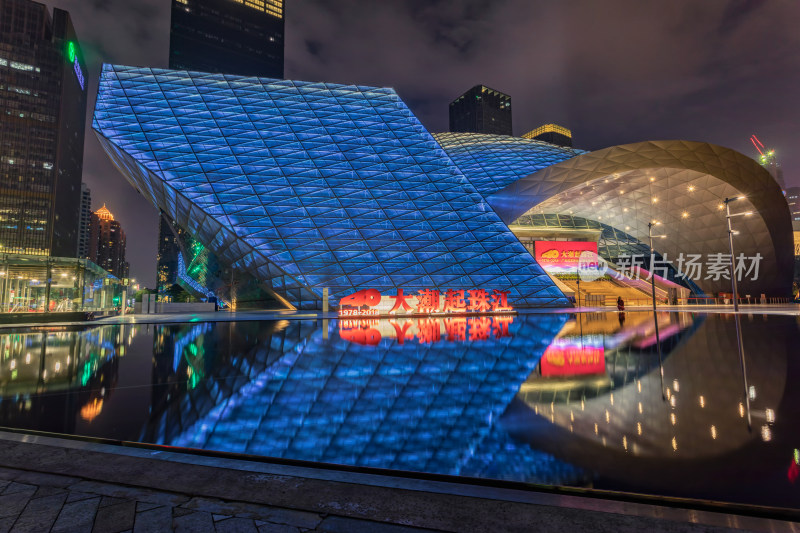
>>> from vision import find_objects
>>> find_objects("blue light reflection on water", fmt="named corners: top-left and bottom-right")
top-left (1, 312), bottom-right (799, 509)
top-left (166, 314), bottom-right (584, 483)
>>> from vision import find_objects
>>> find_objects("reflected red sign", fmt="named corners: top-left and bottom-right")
top-left (338, 316), bottom-right (514, 346)
top-left (534, 241), bottom-right (598, 270)
top-left (540, 342), bottom-right (605, 377)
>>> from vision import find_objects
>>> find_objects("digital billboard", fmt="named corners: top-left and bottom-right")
top-left (534, 241), bottom-right (599, 271)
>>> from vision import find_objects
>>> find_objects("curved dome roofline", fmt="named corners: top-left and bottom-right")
top-left (487, 140), bottom-right (794, 296)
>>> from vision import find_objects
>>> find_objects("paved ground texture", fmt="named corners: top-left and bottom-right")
top-left (0, 468), bottom-right (398, 533)
top-left (0, 433), bottom-right (798, 533)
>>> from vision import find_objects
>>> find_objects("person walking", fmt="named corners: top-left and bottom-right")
top-left (617, 296), bottom-right (625, 312)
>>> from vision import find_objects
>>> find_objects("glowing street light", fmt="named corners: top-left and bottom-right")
top-left (723, 196), bottom-right (751, 312)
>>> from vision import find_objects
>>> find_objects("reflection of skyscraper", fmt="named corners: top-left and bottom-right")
top-left (158, 0), bottom-right (285, 300)
top-left (0, 0), bottom-right (87, 257)
top-left (89, 205), bottom-right (128, 278)
top-left (449, 85), bottom-right (512, 136)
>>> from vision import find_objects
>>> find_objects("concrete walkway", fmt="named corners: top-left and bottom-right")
top-left (0, 431), bottom-right (797, 532)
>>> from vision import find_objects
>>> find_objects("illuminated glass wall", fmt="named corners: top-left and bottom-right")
top-left (93, 66), bottom-right (567, 309)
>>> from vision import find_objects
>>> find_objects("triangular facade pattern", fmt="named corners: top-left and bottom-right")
top-left (164, 315), bottom-right (585, 483)
top-left (92, 65), bottom-right (568, 309)
top-left (433, 132), bottom-right (585, 198)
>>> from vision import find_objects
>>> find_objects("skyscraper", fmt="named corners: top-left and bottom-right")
top-left (522, 124), bottom-right (573, 148)
top-left (89, 205), bottom-right (128, 279)
top-left (77, 182), bottom-right (91, 258)
top-left (0, 0), bottom-right (87, 257)
top-left (786, 187), bottom-right (800, 222)
top-left (169, 0), bottom-right (284, 78)
top-left (449, 85), bottom-right (512, 136)
top-left (158, 0), bottom-right (285, 299)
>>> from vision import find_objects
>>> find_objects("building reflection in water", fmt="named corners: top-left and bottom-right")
top-left (0, 312), bottom-right (798, 508)
top-left (504, 312), bottom-right (797, 506)
top-left (0, 324), bottom-right (133, 432)
top-left (158, 314), bottom-right (588, 484)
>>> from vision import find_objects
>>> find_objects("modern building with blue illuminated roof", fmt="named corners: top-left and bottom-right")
top-left (92, 65), bottom-right (795, 309)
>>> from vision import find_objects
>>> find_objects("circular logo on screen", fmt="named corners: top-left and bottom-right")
top-left (577, 251), bottom-right (608, 282)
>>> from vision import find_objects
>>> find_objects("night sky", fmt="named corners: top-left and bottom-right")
top-left (51, 0), bottom-right (800, 288)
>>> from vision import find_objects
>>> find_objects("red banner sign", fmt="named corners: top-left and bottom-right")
top-left (534, 241), bottom-right (598, 270)
top-left (540, 342), bottom-right (605, 377)
top-left (338, 288), bottom-right (513, 317)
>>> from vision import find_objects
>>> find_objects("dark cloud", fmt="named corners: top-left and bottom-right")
top-left (49, 0), bottom-right (799, 287)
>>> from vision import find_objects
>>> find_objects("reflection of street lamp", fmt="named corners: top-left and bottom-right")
top-left (648, 221), bottom-right (667, 401)
top-left (724, 196), bottom-right (752, 312)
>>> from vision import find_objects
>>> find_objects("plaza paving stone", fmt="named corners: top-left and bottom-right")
top-left (0, 430), bottom-right (797, 532)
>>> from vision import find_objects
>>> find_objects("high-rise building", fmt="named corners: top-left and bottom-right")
top-left (89, 205), bottom-right (128, 279)
top-left (522, 124), bottom-right (573, 148)
top-left (449, 85), bottom-right (512, 136)
top-left (0, 0), bottom-right (87, 257)
top-left (158, 0), bottom-right (285, 299)
top-left (750, 136), bottom-right (786, 190)
top-left (785, 187), bottom-right (800, 222)
top-left (77, 182), bottom-right (91, 258)
top-left (169, 0), bottom-right (284, 78)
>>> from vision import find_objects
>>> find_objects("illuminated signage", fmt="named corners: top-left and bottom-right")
top-left (534, 241), bottom-right (599, 270)
top-left (66, 41), bottom-right (85, 91)
top-left (338, 288), bottom-right (513, 317)
top-left (338, 315), bottom-right (514, 346)
top-left (540, 340), bottom-right (605, 377)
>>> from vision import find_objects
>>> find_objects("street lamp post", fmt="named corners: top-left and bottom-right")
top-left (723, 196), bottom-right (752, 312)
top-left (723, 196), bottom-right (753, 431)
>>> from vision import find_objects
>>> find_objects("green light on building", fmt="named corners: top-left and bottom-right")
top-left (67, 41), bottom-right (76, 62)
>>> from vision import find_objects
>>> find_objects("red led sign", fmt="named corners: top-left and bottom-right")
top-left (534, 241), bottom-right (598, 270)
top-left (338, 288), bottom-right (513, 317)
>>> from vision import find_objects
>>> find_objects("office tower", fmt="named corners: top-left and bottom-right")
top-left (750, 135), bottom-right (786, 190)
top-left (158, 0), bottom-right (285, 299)
top-left (89, 205), bottom-right (128, 279)
top-left (169, 0), bottom-right (284, 78)
top-left (449, 85), bottom-right (512, 136)
top-left (77, 182), bottom-right (91, 258)
top-left (156, 214), bottom-right (184, 296)
top-left (522, 124), bottom-right (573, 148)
top-left (0, 0), bottom-right (87, 257)
top-left (787, 187), bottom-right (800, 222)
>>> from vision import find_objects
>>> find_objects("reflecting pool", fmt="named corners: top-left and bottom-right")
top-left (1, 311), bottom-right (799, 510)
